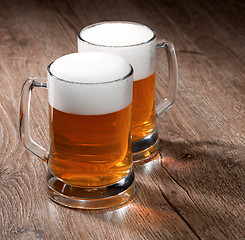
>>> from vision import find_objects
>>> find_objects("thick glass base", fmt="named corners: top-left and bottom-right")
top-left (46, 170), bottom-right (136, 209)
top-left (132, 129), bottom-right (160, 164)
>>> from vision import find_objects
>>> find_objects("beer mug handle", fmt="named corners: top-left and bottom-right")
top-left (155, 41), bottom-right (178, 117)
top-left (19, 77), bottom-right (49, 162)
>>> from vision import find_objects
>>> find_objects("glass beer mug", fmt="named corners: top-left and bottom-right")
top-left (78, 21), bottom-right (178, 163)
top-left (19, 52), bottom-right (135, 209)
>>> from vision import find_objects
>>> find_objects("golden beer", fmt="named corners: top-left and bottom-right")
top-left (48, 104), bottom-right (132, 188)
top-left (78, 22), bottom-right (158, 154)
top-left (132, 73), bottom-right (156, 142)
top-left (20, 52), bottom-right (135, 209)
top-left (78, 22), bottom-right (178, 163)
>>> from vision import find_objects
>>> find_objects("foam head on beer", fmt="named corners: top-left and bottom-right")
top-left (79, 22), bottom-right (154, 46)
top-left (78, 22), bottom-right (156, 81)
top-left (48, 52), bottom-right (133, 115)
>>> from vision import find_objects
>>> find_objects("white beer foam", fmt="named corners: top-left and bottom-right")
top-left (78, 22), bottom-right (156, 81)
top-left (48, 52), bottom-right (133, 115)
top-left (80, 22), bottom-right (154, 46)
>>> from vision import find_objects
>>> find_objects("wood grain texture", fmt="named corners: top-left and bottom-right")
top-left (153, 0), bottom-right (245, 96)
top-left (0, 0), bottom-right (244, 239)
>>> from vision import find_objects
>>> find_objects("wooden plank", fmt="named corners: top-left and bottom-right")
top-left (0, 0), bottom-right (244, 239)
top-left (152, 0), bottom-right (245, 97)
top-left (0, 0), bottom-right (197, 239)
top-left (152, 1), bottom-right (245, 238)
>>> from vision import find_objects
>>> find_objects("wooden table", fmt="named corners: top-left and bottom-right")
top-left (1, 0), bottom-right (244, 239)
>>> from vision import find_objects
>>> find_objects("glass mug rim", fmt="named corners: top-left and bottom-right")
top-left (47, 59), bottom-right (134, 85)
top-left (77, 21), bottom-right (157, 48)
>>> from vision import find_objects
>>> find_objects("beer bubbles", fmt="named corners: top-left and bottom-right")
top-left (48, 52), bottom-right (133, 115)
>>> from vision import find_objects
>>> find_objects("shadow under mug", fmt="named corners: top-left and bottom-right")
top-left (78, 21), bottom-right (178, 163)
top-left (19, 52), bottom-right (135, 209)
